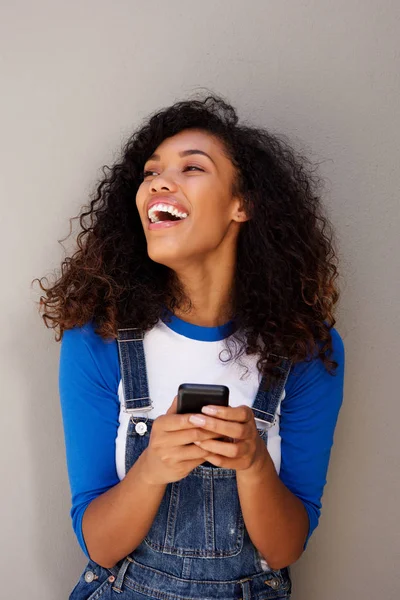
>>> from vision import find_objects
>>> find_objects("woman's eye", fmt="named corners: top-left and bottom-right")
top-left (142, 165), bottom-right (203, 178)
top-left (183, 165), bottom-right (204, 172)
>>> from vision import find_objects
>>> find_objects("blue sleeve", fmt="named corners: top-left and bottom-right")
top-left (58, 321), bottom-right (121, 557)
top-left (279, 327), bottom-right (345, 547)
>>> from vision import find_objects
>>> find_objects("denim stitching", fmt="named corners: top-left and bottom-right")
top-left (191, 466), bottom-right (237, 477)
top-left (124, 578), bottom-right (203, 600)
top-left (164, 482), bottom-right (180, 549)
top-left (133, 331), bottom-right (145, 406)
top-left (251, 358), bottom-right (292, 427)
top-left (123, 553), bottom-right (288, 586)
top-left (117, 328), bottom-right (152, 409)
top-left (143, 539), bottom-right (244, 558)
top-left (117, 336), bottom-right (133, 410)
top-left (85, 579), bottom-right (111, 600)
top-left (124, 558), bottom-right (241, 584)
top-left (204, 469), bottom-right (214, 551)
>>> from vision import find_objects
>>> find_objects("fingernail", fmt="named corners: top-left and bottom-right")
top-left (201, 406), bottom-right (218, 415)
top-left (189, 415), bottom-right (206, 426)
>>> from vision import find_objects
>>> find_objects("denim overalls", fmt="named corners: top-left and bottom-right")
top-left (70, 327), bottom-right (293, 600)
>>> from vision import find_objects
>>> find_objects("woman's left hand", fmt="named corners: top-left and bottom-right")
top-left (189, 404), bottom-right (268, 472)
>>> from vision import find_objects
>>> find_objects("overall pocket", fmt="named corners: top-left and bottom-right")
top-left (125, 418), bottom-right (245, 558)
top-left (144, 464), bottom-right (245, 557)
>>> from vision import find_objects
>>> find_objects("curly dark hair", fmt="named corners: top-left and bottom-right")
top-left (33, 93), bottom-right (340, 384)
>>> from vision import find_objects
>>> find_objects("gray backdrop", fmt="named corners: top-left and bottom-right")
top-left (1, 1), bottom-right (399, 598)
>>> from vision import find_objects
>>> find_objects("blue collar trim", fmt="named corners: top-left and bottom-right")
top-left (161, 309), bottom-right (236, 342)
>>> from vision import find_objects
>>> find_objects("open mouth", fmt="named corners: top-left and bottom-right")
top-left (148, 203), bottom-right (188, 224)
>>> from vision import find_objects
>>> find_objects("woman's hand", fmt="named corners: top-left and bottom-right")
top-left (189, 404), bottom-right (269, 472)
top-left (141, 396), bottom-right (221, 486)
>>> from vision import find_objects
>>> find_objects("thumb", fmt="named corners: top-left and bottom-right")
top-left (166, 395), bottom-right (178, 415)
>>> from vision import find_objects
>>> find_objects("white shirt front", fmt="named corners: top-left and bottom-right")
top-left (115, 319), bottom-right (284, 481)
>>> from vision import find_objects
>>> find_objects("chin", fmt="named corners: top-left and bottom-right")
top-left (147, 247), bottom-right (183, 269)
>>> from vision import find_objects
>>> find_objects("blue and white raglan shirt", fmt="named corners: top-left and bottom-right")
top-left (59, 313), bottom-right (345, 559)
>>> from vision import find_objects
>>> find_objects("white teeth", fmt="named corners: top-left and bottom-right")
top-left (147, 202), bottom-right (188, 221)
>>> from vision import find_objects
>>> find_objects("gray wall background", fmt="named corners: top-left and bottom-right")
top-left (1, 1), bottom-right (399, 598)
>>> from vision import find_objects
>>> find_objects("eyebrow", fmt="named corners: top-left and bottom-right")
top-left (146, 149), bottom-right (216, 166)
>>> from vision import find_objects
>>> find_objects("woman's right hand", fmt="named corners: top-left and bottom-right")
top-left (140, 396), bottom-right (219, 485)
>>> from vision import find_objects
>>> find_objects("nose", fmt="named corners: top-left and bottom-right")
top-left (150, 171), bottom-right (178, 193)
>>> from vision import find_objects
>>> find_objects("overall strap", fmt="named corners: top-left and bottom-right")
top-left (116, 328), bottom-right (153, 412)
top-left (252, 355), bottom-right (292, 427)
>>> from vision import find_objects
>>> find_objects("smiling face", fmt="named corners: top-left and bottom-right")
top-left (136, 129), bottom-right (248, 270)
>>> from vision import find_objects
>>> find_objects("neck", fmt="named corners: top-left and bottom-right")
top-left (169, 255), bottom-right (236, 328)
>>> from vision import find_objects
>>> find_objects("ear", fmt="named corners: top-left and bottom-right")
top-left (232, 197), bottom-right (250, 223)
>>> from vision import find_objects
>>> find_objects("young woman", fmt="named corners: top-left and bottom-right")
top-left (36, 94), bottom-right (345, 599)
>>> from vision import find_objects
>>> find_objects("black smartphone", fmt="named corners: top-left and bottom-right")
top-left (177, 383), bottom-right (229, 414)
